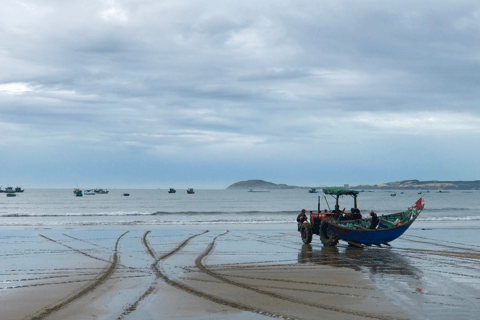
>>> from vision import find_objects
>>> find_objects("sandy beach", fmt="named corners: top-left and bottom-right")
top-left (1, 223), bottom-right (479, 320)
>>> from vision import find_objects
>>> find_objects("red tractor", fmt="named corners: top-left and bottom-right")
top-left (297, 188), bottom-right (361, 246)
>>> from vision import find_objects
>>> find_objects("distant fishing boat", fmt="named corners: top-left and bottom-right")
top-left (75, 190), bottom-right (83, 197)
top-left (95, 189), bottom-right (109, 194)
top-left (73, 188), bottom-right (81, 194)
top-left (15, 187), bottom-right (24, 193)
top-left (309, 188), bottom-right (318, 193)
top-left (187, 188), bottom-right (195, 194)
top-left (1, 186), bottom-right (15, 193)
top-left (418, 191), bottom-right (422, 194)
top-left (84, 190), bottom-right (95, 195)
top-left (122, 193), bottom-right (129, 196)
top-left (391, 193), bottom-right (396, 196)
top-left (6, 193), bottom-right (16, 197)
top-left (168, 188), bottom-right (176, 193)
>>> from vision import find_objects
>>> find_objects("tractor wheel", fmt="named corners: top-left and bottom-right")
top-left (301, 223), bottom-right (313, 244)
top-left (320, 216), bottom-right (339, 246)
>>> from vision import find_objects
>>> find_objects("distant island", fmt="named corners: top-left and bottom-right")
top-left (226, 180), bottom-right (306, 190)
top-left (226, 179), bottom-right (480, 190)
top-left (356, 179), bottom-right (480, 190)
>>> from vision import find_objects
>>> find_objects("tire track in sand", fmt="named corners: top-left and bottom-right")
top-left (127, 230), bottom-right (301, 320)
top-left (116, 230), bottom-right (208, 320)
top-left (196, 232), bottom-right (409, 320)
top-left (29, 232), bottom-right (129, 320)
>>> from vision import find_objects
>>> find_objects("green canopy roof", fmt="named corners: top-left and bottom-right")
top-left (323, 188), bottom-right (359, 195)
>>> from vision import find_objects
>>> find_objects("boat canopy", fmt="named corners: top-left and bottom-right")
top-left (323, 188), bottom-right (359, 195)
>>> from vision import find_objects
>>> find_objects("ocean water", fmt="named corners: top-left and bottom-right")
top-left (0, 188), bottom-right (479, 226)
top-left (1, 188), bottom-right (480, 319)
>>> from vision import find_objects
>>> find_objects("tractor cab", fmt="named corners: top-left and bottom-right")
top-left (298, 188), bottom-right (361, 246)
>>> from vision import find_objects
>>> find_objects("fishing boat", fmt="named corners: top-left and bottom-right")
top-left (73, 188), bottom-right (81, 194)
top-left (297, 188), bottom-right (424, 247)
top-left (84, 190), bottom-right (95, 195)
top-left (95, 189), bottom-right (109, 194)
top-left (328, 198), bottom-right (424, 246)
top-left (6, 193), bottom-right (16, 197)
top-left (168, 188), bottom-right (176, 193)
top-left (187, 188), bottom-right (195, 194)
top-left (15, 187), bottom-right (24, 193)
top-left (75, 190), bottom-right (83, 197)
top-left (123, 193), bottom-right (130, 196)
top-left (1, 186), bottom-right (15, 193)
top-left (391, 193), bottom-right (396, 196)
top-left (309, 188), bottom-right (318, 193)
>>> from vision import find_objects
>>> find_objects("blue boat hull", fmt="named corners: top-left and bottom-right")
top-left (328, 220), bottom-right (414, 244)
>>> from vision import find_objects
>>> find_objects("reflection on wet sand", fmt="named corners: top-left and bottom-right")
top-left (298, 244), bottom-right (421, 278)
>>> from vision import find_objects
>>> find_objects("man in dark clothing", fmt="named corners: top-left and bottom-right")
top-left (297, 209), bottom-right (307, 231)
top-left (297, 209), bottom-right (307, 223)
top-left (369, 210), bottom-right (379, 229)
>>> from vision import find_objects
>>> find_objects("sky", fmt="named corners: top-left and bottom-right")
top-left (1, 0), bottom-right (480, 188)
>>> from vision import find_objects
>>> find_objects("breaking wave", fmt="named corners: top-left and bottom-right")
top-left (0, 211), bottom-right (297, 217)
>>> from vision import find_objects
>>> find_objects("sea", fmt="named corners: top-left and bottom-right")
top-left (0, 188), bottom-right (479, 228)
top-left (2, 188), bottom-right (480, 319)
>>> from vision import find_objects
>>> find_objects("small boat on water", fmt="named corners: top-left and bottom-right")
top-left (187, 188), bottom-right (195, 194)
top-left (6, 193), bottom-right (16, 197)
top-left (1, 186), bottom-right (15, 193)
top-left (95, 189), bottom-right (109, 194)
top-left (75, 190), bottom-right (83, 197)
top-left (73, 188), bottom-right (81, 194)
top-left (418, 191), bottom-right (422, 194)
top-left (309, 188), bottom-right (318, 193)
top-left (123, 193), bottom-right (129, 196)
top-left (84, 190), bottom-right (95, 195)
top-left (391, 193), bottom-right (396, 196)
top-left (168, 188), bottom-right (176, 193)
top-left (1, 186), bottom-right (24, 193)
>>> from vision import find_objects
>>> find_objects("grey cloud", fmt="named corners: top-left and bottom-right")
top-left (2, 0), bottom-right (480, 185)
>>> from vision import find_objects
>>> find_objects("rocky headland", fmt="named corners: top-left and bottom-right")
top-left (226, 179), bottom-right (480, 190)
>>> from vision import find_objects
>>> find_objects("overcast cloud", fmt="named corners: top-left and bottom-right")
top-left (1, 0), bottom-right (480, 188)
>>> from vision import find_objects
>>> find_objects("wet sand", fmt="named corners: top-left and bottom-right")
top-left (1, 223), bottom-right (479, 320)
